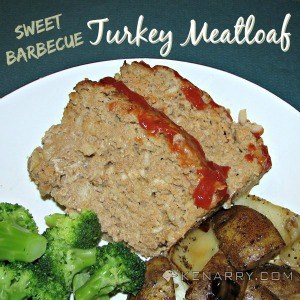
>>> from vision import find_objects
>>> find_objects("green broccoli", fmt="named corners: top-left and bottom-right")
top-left (44, 209), bottom-right (102, 248)
top-left (39, 210), bottom-right (101, 290)
top-left (33, 279), bottom-right (69, 300)
top-left (0, 261), bottom-right (69, 300)
top-left (0, 261), bottom-right (36, 299)
top-left (32, 267), bottom-right (70, 300)
top-left (75, 242), bottom-right (146, 300)
top-left (72, 272), bottom-right (91, 293)
top-left (0, 203), bottom-right (47, 262)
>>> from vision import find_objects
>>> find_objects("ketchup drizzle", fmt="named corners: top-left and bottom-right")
top-left (138, 61), bottom-right (232, 120)
top-left (246, 143), bottom-right (272, 172)
top-left (100, 77), bottom-right (229, 209)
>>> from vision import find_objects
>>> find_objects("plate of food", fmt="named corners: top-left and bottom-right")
top-left (0, 59), bottom-right (299, 299)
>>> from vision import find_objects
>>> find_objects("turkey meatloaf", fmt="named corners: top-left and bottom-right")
top-left (28, 77), bottom-right (230, 257)
top-left (116, 61), bottom-right (271, 201)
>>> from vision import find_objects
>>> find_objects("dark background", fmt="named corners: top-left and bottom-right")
top-left (1, 0), bottom-right (299, 111)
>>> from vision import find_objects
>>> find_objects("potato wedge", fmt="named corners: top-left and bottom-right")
top-left (186, 251), bottom-right (243, 300)
top-left (243, 282), bottom-right (279, 300)
top-left (236, 195), bottom-right (300, 246)
top-left (169, 221), bottom-right (219, 281)
top-left (128, 256), bottom-right (175, 300)
top-left (213, 205), bottom-right (285, 271)
top-left (278, 239), bottom-right (300, 272)
top-left (244, 264), bottom-right (300, 299)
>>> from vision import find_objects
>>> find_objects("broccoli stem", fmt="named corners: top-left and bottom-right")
top-left (75, 263), bottom-right (129, 300)
top-left (73, 272), bottom-right (91, 293)
top-left (44, 213), bottom-right (66, 228)
top-left (67, 248), bottom-right (97, 278)
top-left (0, 222), bottom-right (47, 262)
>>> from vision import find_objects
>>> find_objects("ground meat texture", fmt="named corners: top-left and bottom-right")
top-left (28, 79), bottom-right (228, 257)
top-left (116, 61), bottom-right (271, 202)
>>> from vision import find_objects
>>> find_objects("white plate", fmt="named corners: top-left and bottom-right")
top-left (0, 59), bottom-right (299, 298)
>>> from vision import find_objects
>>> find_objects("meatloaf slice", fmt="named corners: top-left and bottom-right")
top-left (28, 78), bottom-right (229, 257)
top-left (116, 61), bottom-right (271, 202)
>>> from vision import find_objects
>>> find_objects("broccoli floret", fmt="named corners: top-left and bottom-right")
top-left (39, 236), bottom-right (97, 290)
top-left (32, 267), bottom-right (69, 300)
top-left (0, 203), bottom-right (47, 262)
top-left (75, 242), bottom-right (146, 300)
top-left (39, 210), bottom-right (101, 290)
top-left (33, 279), bottom-right (69, 300)
top-left (45, 210), bottom-right (102, 248)
top-left (0, 261), bottom-right (69, 300)
top-left (0, 261), bottom-right (36, 299)
top-left (0, 202), bottom-right (38, 232)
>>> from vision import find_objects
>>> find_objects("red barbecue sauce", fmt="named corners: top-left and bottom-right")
top-left (252, 128), bottom-right (264, 139)
top-left (139, 61), bottom-right (232, 120)
top-left (249, 130), bottom-right (271, 172)
top-left (100, 77), bottom-right (230, 209)
top-left (245, 154), bottom-right (254, 162)
top-left (194, 164), bottom-right (230, 208)
top-left (246, 143), bottom-right (272, 172)
top-left (181, 85), bottom-right (207, 110)
top-left (178, 79), bottom-right (232, 121)
top-left (261, 145), bottom-right (272, 172)
top-left (248, 143), bottom-right (256, 151)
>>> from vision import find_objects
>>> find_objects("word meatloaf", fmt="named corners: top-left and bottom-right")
top-left (116, 61), bottom-right (271, 201)
top-left (28, 77), bottom-right (230, 257)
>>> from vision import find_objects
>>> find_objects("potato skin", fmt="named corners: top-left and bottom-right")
top-left (236, 195), bottom-right (300, 246)
top-left (250, 264), bottom-right (300, 298)
top-left (213, 205), bottom-right (285, 271)
top-left (243, 282), bottom-right (279, 300)
top-left (186, 251), bottom-right (242, 300)
top-left (128, 256), bottom-right (175, 300)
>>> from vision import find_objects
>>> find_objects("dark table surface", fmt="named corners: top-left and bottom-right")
top-left (1, 0), bottom-right (299, 112)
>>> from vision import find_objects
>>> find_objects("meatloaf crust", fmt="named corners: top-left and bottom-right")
top-left (28, 78), bottom-right (229, 257)
top-left (116, 61), bottom-right (271, 202)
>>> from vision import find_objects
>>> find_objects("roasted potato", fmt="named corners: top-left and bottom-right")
top-left (185, 251), bottom-right (242, 300)
top-left (213, 205), bottom-right (285, 271)
top-left (236, 195), bottom-right (300, 246)
top-left (128, 256), bottom-right (175, 300)
top-left (169, 221), bottom-right (219, 281)
top-left (244, 264), bottom-right (300, 299)
top-left (277, 238), bottom-right (300, 272)
top-left (243, 282), bottom-right (279, 300)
